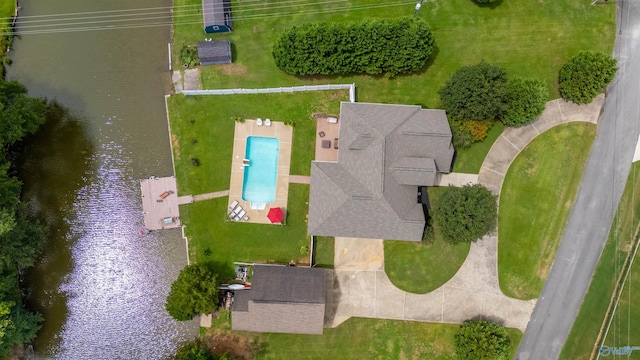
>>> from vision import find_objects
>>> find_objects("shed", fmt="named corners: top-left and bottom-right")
top-left (197, 40), bottom-right (232, 65)
top-left (232, 265), bottom-right (327, 335)
top-left (202, 0), bottom-right (232, 33)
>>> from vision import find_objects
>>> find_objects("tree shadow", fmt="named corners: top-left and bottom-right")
top-left (474, 0), bottom-right (504, 10)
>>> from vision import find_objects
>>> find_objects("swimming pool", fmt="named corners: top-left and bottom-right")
top-left (242, 136), bottom-right (279, 203)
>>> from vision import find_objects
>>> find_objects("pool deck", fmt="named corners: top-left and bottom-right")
top-left (228, 119), bottom-right (293, 224)
top-left (140, 176), bottom-right (189, 230)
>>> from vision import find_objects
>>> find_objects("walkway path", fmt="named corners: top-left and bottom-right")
top-left (479, 95), bottom-right (604, 195)
top-left (289, 175), bottom-right (311, 184)
top-left (192, 190), bottom-right (229, 202)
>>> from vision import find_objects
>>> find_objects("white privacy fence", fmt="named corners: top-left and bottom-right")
top-left (182, 83), bottom-right (356, 103)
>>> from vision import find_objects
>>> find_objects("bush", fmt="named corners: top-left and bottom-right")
top-left (433, 184), bottom-right (497, 244)
top-left (466, 120), bottom-right (493, 142)
top-left (179, 45), bottom-right (200, 68)
top-left (502, 78), bottom-right (548, 127)
top-left (559, 51), bottom-right (617, 104)
top-left (439, 62), bottom-right (508, 122)
top-left (455, 320), bottom-right (511, 360)
top-left (272, 17), bottom-right (435, 77)
top-left (450, 121), bottom-right (473, 149)
top-left (165, 264), bottom-right (219, 321)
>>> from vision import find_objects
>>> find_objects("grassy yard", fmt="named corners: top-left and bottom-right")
top-left (384, 187), bottom-right (470, 294)
top-left (560, 163), bottom-right (640, 360)
top-left (173, 0), bottom-right (614, 107)
top-left (204, 314), bottom-right (523, 360)
top-left (180, 184), bottom-right (311, 269)
top-left (167, 91), bottom-right (345, 195)
top-left (312, 236), bottom-right (334, 268)
top-left (498, 123), bottom-right (596, 299)
top-left (453, 122), bottom-right (504, 174)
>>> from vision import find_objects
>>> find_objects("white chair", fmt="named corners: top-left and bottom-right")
top-left (256, 118), bottom-right (263, 126)
top-left (242, 216), bottom-right (249, 222)
top-left (228, 200), bottom-right (238, 210)
top-left (265, 118), bottom-right (271, 127)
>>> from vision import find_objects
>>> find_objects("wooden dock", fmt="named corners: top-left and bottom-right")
top-left (140, 176), bottom-right (191, 230)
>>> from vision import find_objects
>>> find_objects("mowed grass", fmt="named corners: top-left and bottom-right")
top-left (180, 184), bottom-right (311, 268)
top-left (255, 317), bottom-right (522, 359)
top-left (173, 0), bottom-right (614, 107)
top-left (498, 123), bottom-right (596, 299)
top-left (560, 163), bottom-right (640, 360)
top-left (453, 122), bottom-right (504, 174)
top-left (167, 91), bottom-right (345, 196)
top-left (384, 187), bottom-right (470, 294)
top-left (313, 236), bottom-right (334, 268)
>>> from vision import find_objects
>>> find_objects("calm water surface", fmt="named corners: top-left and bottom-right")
top-left (7, 0), bottom-right (198, 358)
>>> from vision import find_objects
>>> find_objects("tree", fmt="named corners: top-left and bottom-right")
top-left (439, 62), bottom-right (508, 122)
top-left (433, 184), bottom-right (497, 244)
top-left (272, 17), bottom-right (435, 77)
top-left (166, 264), bottom-right (219, 321)
top-left (502, 78), bottom-right (548, 127)
top-left (454, 320), bottom-right (511, 360)
top-left (0, 79), bottom-right (46, 148)
top-left (0, 215), bottom-right (46, 269)
top-left (559, 51), bottom-right (617, 104)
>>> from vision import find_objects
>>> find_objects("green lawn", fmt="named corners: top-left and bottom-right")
top-left (167, 91), bottom-right (345, 195)
top-left (498, 123), bottom-right (596, 299)
top-left (560, 163), bottom-right (640, 360)
top-left (173, 0), bottom-right (614, 107)
top-left (0, 0), bottom-right (15, 63)
top-left (205, 316), bottom-right (522, 360)
top-left (453, 122), bottom-right (504, 174)
top-left (384, 187), bottom-right (470, 294)
top-left (313, 236), bottom-right (334, 268)
top-left (180, 184), bottom-right (311, 269)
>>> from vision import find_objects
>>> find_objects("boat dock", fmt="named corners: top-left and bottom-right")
top-left (140, 176), bottom-right (193, 230)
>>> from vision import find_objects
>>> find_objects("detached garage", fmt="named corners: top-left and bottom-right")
top-left (202, 0), bottom-right (232, 33)
top-left (197, 40), bottom-right (232, 65)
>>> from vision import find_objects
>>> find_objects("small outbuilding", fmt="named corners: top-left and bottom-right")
top-left (197, 40), bottom-right (232, 65)
top-left (231, 265), bottom-right (327, 335)
top-left (202, 0), bottom-right (232, 33)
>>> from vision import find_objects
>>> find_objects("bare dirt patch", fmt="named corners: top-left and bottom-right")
top-left (171, 133), bottom-right (181, 160)
top-left (203, 329), bottom-right (259, 360)
top-left (219, 64), bottom-right (248, 76)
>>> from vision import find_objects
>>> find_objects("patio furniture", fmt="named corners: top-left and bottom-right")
top-left (319, 131), bottom-right (325, 137)
top-left (234, 209), bottom-right (246, 221)
top-left (229, 200), bottom-right (239, 209)
top-left (327, 116), bottom-right (338, 124)
top-left (256, 118), bottom-right (263, 126)
top-left (322, 140), bottom-right (331, 148)
top-left (334, 138), bottom-right (339, 149)
top-left (242, 216), bottom-right (249, 221)
top-left (265, 118), bottom-right (271, 127)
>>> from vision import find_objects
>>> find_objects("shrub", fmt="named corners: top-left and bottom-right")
top-left (450, 122), bottom-right (473, 149)
top-left (165, 264), bottom-right (219, 321)
top-left (272, 17), bottom-right (435, 77)
top-left (439, 62), bottom-right (508, 122)
top-left (502, 78), bottom-right (548, 127)
top-left (179, 45), bottom-right (200, 68)
top-left (466, 120), bottom-right (493, 142)
top-left (559, 51), bottom-right (617, 104)
top-left (433, 184), bottom-right (497, 244)
top-left (455, 320), bottom-right (511, 359)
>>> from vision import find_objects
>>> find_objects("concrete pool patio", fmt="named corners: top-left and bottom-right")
top-left (227, 119), bottom-right (293, 224)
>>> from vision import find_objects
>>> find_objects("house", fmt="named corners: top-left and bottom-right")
top-left (202, 0), bottom-right (232, 33)
top-left (197, 40), bottom-right (232, 65)
top-left (308, 102), bottom-right (454, 242)
top-left (231, 265), bottom-right (327, 335)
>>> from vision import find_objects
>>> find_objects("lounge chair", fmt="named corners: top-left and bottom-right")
top-left (229, 200), bottom-right (239, 210)
top-left (334, 138), bottom-right (339, 149)
top-left (256, 118), bottom-right (263, 126)
top-left (236, 209), bottom-right (246, 220)
top-left (265, 118), bottom-right (271, 127)
top-left (231, 206), bottom-right (242, 217)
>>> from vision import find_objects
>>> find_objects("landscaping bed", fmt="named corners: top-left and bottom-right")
top-left (498, 123), bottom-right (596, 299)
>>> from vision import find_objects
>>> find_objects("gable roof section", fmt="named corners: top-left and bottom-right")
top-left (308, 102), bottom-right (454, 241)
top-left (202, 0), bottom-right (231, 28)
top-left (197, 40), bottom-right (232, 65)
top-left (232, 265), bottom-right (327, 335)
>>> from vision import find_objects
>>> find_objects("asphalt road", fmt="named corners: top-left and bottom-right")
top-left (515, 1), bottom-right (640, 359)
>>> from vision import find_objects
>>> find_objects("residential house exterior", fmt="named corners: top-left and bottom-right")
top-left (202, 0), bottom-right (232, 33)
top-left (308, 102), bottom-right (454, 241)
top-left (197, 40), bottom-right (232, 65)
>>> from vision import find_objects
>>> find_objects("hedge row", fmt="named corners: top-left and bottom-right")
top-left (272, 17), bottom-right (435, 77)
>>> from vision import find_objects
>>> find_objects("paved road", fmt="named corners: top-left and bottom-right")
top-left (516, 1), bottom-right (640, 359)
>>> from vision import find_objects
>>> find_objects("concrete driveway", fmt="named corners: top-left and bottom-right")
top-left (328, 237), bottom-right (535, 332)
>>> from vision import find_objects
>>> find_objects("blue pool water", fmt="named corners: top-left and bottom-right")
top-left (242, 136), bottom-right (280, 203)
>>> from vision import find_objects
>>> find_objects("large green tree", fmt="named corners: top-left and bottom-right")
top-left (0, 80), bottom-right (46, 148)
top-left (273, 17), bottom-right (435, 77)
top-left (559, 51), bottom-right (617, 104)
top-left (439, 62), bottom-right (508, 122)
top-left (433, 184), bottom-right (497, 244)
top-left (454, 320), bottom-right (511, 359)
top-left (166, 264), bottom-right (219, 321)
top-left (502, 78), bottom-right (548, 127)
